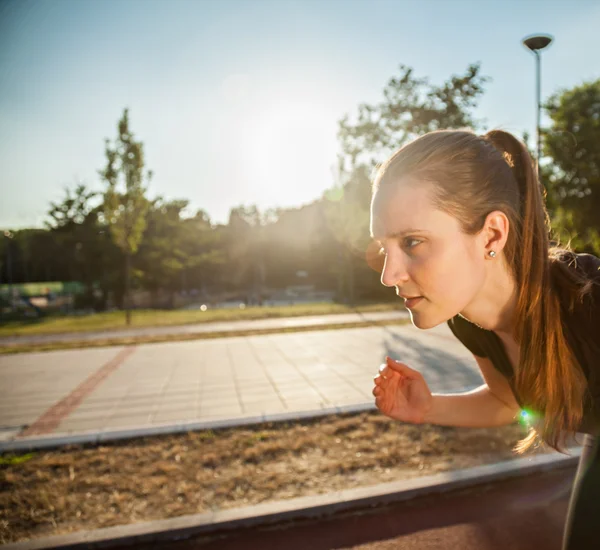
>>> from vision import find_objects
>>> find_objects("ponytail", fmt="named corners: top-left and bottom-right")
top-left (484, 129), bottom-right (589, 454)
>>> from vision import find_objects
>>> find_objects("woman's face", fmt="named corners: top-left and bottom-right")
top-left (370, 179), bottom-right (487, 329)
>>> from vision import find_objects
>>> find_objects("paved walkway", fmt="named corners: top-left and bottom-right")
top-left (0, 310), bottom-right (409, 346)
top-left (0, 321), bottom-right (485, 444)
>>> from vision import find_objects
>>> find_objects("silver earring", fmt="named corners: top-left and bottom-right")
top-left (489, 250), bottom-right (496, 258)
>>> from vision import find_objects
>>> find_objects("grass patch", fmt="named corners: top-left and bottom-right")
top-left (0, 410), bottom-right (552, 545)
top-left (0, 318), bottom-right (411, 355)
top-left (0, 302), bottom-right (399, 337)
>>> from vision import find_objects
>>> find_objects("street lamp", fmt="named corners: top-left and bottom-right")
top-left (522, 33), bottom-right (554, 181)
top-left (3, 230), bottom-right (14, 312)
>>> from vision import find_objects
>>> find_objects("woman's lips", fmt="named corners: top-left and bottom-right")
top-left (404, 296), bottom-right (423, 308)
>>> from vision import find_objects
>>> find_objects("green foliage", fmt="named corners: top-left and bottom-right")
top-left (47, 184), bottom-right (100, 230)
top-left (43, 183), bottom-right (113, 309)
top-left (338, 63), bottom-right (490, 169)
top-left (100, 108), bottom-right (150, 322)
top-left (544, 79), bottom-right (600, 255)
top-left (101, 108), bottom-right (150, 256)
top-left (0, 453), bottom-right (36, 466)
top-left (550, 205), bottom-right (600, 255)
top-left (323, 164), bottom-right (374, 305)
top-left (324, 164), bottom-right (372, 248)
top-left (225, 205), bottom-right (278, 294)
top-left (136, 200), bottom-right (225, 301)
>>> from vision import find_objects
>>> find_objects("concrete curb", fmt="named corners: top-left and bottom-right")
top-left (4, 447), bottom-right (582, 549)
top-left (0, 403), bottom-right (378, 454)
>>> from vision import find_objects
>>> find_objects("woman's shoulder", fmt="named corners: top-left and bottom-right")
top-left (576, 252), bottom-right (600, 281)
top-left (553, 250), bottom-right (600, 334)
top-left (446, 313), bottom-right (489, 358)
top-left (553, 250), bottom-right (600, 280)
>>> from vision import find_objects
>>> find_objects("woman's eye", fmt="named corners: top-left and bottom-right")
top-left (377, 239), bottom-right (421, 255)
top-left (403, 238), bottom-right (422, 249)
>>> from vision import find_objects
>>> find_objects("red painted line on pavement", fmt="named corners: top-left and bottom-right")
top-left (19, 345), bottom-right (137, 438)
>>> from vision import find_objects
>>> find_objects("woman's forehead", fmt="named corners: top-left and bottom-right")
top-left (370, 184), bottom-right (438, 239)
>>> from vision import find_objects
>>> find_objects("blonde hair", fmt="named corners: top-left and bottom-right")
top-left (373, 128), bottom-right (594, 454)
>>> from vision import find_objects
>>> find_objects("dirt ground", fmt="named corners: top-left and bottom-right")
top-left (0, 411), bottom-right (556, 545)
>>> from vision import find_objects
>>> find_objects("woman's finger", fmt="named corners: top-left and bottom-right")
top-left (386, 356), bottom-right (418, 378)
top-left (379, 363), bottom-right (398, 379)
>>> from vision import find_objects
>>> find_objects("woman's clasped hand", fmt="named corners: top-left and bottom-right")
top-left (372, 356), bottom-right (434, 424)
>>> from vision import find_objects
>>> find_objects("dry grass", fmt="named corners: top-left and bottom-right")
top-left (0, 410), bottom-right (553, 545)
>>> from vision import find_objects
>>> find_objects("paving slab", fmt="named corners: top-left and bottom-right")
top-left (0, 321), bottom-right (485, 448)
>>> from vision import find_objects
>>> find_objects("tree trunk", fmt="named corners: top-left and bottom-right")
top-left (336, 248), bottom-right (344, 303)
top-left (347, 250), bottom-right (355, 307)
top-left (124, 251), bottom-right (131, 325)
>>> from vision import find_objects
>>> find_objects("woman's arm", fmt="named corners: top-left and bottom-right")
top-left (422, 355), bottom-right (521, 428)
top-left (423, 384), bottom-right (520, 427)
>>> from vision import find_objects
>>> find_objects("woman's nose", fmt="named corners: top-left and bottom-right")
top-left (380, 254), bottom-right (409, 287)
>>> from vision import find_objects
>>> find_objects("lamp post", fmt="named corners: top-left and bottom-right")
top-left (522, 33), bottom-right (553, 181)
top-left (3, 230), bottom-right (14, 312)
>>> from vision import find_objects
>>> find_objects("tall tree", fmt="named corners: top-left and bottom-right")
top-left (323, 162), bottom-right (373, 305)
top-left (179, 209), bottom-right (226, 300)
top-left (47, 184), bottom-right (99, 229)
top-left (45, 183), bottom-right (106, 302)
top-left (226, 205), bottom-right (278, 302)
top-left (134, 199), bottom-right (224, 307)
top-left (543, 79), bottom-right (600, 255)
top-left (338, 63), bottom-right (490, 171)
top-left (100, 108), bottom-right (150, 324)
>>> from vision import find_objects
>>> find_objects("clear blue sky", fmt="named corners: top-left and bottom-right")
top-left (1, 0), bottom-right (599, 229)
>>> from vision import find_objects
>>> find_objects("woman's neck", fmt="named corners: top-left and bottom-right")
top-left (460, 258), bottom-right (518, 336)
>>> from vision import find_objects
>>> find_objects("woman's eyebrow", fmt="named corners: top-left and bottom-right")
top-left (374, 229), bottom-right (429, 242)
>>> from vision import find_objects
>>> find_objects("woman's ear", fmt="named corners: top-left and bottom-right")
top-left (482, 210), bottom-right (510, 256)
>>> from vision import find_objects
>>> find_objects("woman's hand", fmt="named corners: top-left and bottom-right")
top-left (372, 356), bottom-right (433, 424)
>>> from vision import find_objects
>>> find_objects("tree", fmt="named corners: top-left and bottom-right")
top-left (226, 205), bottom-right (278, 302)
top-left (179, 209), bottom-right (226, 299)
top-left (323, 163), bottom-right (373, 305)
top-left (100, 108), bottom-right (150, 324)
top-left (133, 198), bottom-right (187, 306)
top-left (135, 199), bottom-right (224, 306)
top-left (543, 79), bottom-right (600, 255)
top-left (47, 184), bottom-right (100, 229)
top-left (45, 183), bottom-right (111, 307)
top-left (338, 63), bottom-right (490, 171)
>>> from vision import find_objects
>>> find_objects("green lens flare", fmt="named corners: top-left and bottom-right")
top-left (518, 408), bottom-right (540, 427)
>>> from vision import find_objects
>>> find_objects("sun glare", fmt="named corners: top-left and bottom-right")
top-left (244, 99), bottom-right (338, 204)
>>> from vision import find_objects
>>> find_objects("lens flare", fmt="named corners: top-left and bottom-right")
top-left (517, 408), bottom-right (545, 432)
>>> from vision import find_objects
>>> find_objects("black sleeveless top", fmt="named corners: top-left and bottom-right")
top-left (447, 252), bottom-right (600, 435)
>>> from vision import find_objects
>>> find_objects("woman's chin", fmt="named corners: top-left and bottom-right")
top-left (408, 312), bottom-right (433, 330)
top-left (408, 308), bottom-right (448, 330)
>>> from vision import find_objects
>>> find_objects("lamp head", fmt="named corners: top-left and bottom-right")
top-left (522, 34), bottom-right (553, 52)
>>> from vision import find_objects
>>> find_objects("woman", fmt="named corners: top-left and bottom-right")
top-left (370, 128), bottom-right (600, 550)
